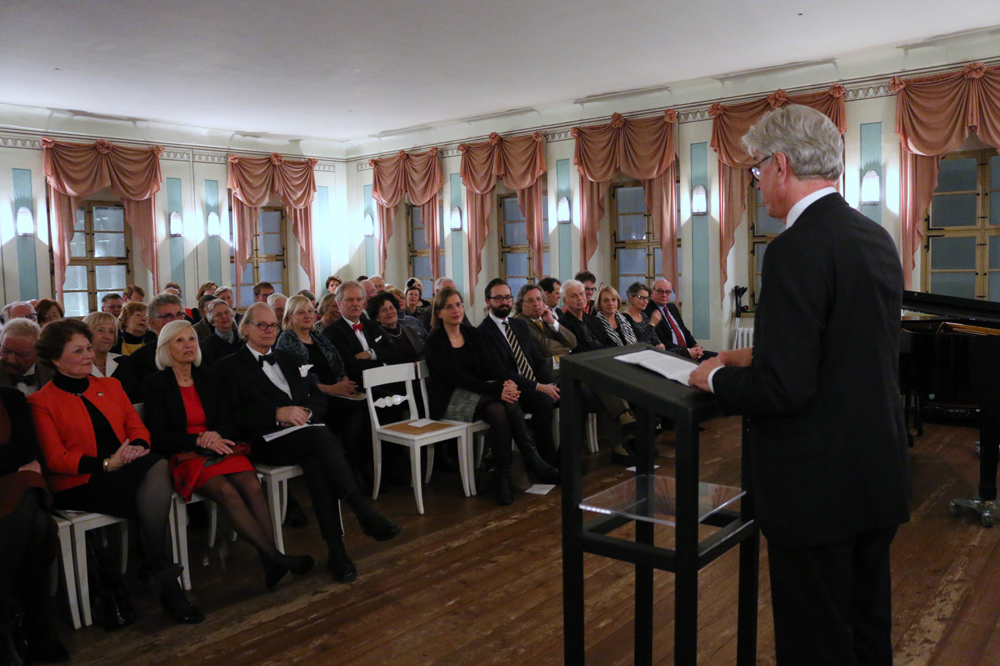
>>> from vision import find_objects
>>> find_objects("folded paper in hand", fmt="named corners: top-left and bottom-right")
top-left (615, 349), bottom-right (698, 386)
top-left (263, 423), bottom-right (324, 442)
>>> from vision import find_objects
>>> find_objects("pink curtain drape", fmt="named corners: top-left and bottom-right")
top-left (370, 148), bottom-right (443, 279)
top-left (459, 132), bottom-right (546, 304)
top-left (892, 62), bottom-right (1000, 287)
top-left (572, 111), bottom-right (678, 287)
top-left (41, 137), bottom-right (163, 301)
top-left (709, 86), bottom-right (846, 298)
top-left (227, 153), bottom-right (318, 292)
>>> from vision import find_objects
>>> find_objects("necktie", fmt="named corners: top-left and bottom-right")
top-left (14, 374), bottom-right (34, 386)
top-left (664, 308), bottom-right (687, 348)
top-left (503, 321), bottom-right (536, 382)
top-left (534, 320), bottom-right (544, 331)
top-left (352, 323), bottom-right (363, 333)
top-left (258, 353), bottom-right (276, 367)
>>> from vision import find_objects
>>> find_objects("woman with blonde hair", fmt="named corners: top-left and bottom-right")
top-left (83, 311), bottom-right (121, 377)
top-left (144, 320), bottom-right (314, 590)
top-left (113, 300), bottom-right (150, 356)
top-left (592, 285), bottom-right (638, 348)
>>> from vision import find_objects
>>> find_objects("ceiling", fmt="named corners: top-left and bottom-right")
top-left (2, 0), bottom-right (999, 143)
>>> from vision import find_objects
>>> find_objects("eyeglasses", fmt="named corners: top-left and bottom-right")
top-left (0, 346), bottom-right (33, 358)
top-left (634, 295), bottom-right (650, 301)
top-left (154, 312), bottom-right (186, 321)
top-left (750, 155), bottom-right (773, 179)
top-left (489, 295), bottom-right (513, 303)
top-left (247, 321), bottom-right (280, 331)
top-left (652, 288), bottom-right (673, 296)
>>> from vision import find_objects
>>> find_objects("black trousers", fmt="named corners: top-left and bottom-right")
top-left (518, 388), bottom-right (555, 462)
top-left (766, 526), bottom-right (898, 666)
top-left (251, 426), bottom-right (356, 543)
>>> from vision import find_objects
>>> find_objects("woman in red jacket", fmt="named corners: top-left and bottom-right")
top-left (28, 319), bottom-right (203, 625)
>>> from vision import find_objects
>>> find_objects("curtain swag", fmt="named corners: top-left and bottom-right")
top-left (458, 132), bottom-right (546, 304)
top-left (709, 85), bottom-right (846, 300)
top-left (571, 110), bottom-right (679, 289)
top-left (892, 61), bottom-right (1000, 287)
top-left (369, 148), bottom-right (443, 281)
top-left (41, 137), bottom-right (164, 301)
top-left (227, 153), bottom-right (318, 292)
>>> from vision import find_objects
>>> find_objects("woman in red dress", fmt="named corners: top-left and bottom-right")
top-left (143, 320), bottom-right (313, 591)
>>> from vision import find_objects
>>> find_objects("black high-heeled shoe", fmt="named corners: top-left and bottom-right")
top-left (160, 581), bottom-right (204, 624)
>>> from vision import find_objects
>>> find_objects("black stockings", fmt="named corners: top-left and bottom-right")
top-left (0, 488), bottom-right (55, 639)
top-left (135, 459), bottom-right (174, 568)
top-left (474, 396), bottom-right (513, 474)
top-left (196, 471), bottom-right (280, 561)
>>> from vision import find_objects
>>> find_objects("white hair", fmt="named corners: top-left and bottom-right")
top-left (742, 104), bottom-right (844, 182)
top-left (155, 319), bottom-right (202, 370)
top-left (560, 279), bottom-right (583, 298)
top-left (267, 292), bottom-right (287, 306)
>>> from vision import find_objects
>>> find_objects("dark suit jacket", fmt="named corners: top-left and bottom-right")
top-left (513, 313), bottom-right (577, 360)
top-left (214, 346), bottom-right (327, 441)
top-left (711, 193), bottom-right (910, 548)
top-left (424, 323), bottom-right (505, 420)
top-left (193, 318), bottom-right (214, 341)
top-left (322, 317), bottom-right (403, 386)
top-left (0, 387), bottom-right (39, 475)
top-left (111, 342), bottom-right (158, 403)
top-left (476, 316), bottom-right (552, 391)
top-left (143, 366), bottom-right (233, 457)
top-left (199, 333), bottom-right (243, 368)
top-left (645, 300), bottom-right (696, 355)
top-left (0, 364), bottom-right (54, 394)
top-left (557, 310), bottom-right (607, 355)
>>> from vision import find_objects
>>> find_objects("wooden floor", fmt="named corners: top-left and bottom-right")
top-left (56, 416), bottom-right (999, 665)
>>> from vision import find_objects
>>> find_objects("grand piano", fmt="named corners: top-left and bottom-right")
top-left (901, 291), bottom-right (1000, 526)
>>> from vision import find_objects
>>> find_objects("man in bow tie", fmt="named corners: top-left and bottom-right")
top-left (0, 318), bottom-right (52, 395)
top-left (323, 280), bottom-right (403, 387)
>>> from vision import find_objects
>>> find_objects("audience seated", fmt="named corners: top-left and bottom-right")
top-left (29, 319), bottom-right (203, 624)
top-left (199, 299), bottom-right (241, 367)
top-left (369, 276), bottom-right (386, 293)
top-left (0, 387), bottom-right (68, 663)
top-left (367, 292), bottom-right (424, 362)
top-left (645, 279), bottom-right (713, 360)
top-left (388, 287), bottom-right (428, 340)
top-left (267, 293), bottom-right (287, 324)
top-left (324, 276), bottom-right (342, 296)
top-left (122, 284), bottom-right (145, 303)
top-left (591, 285), bottom-right (639, 348)
top-left (143, 320), bottom-right (314, 591)
top-left (323, 281), bottom-right (403, 387)
top-left (34, 300), bottom-right (64, 327)
top-left (253, 282), bottom-right (275, 304)
top-left (191, 281), bottom-right (218, 324)
top-left (192, 294), bottom-right (217, 339)
top-left (2, 302), bottom-right (38, 324)
top-left (417, 277), bottom-right (468, 330)
top-left (100, 292), bottom-right (124, 318)
top-left (112, 293), bottom-right (186, 402)
top-left (82, 312), bottom-right (121, 378)
top-left (574, 270), bottom-right (598, 314)
top-left (314, 292), bottom-right (341, 334)
top-left (425, 287), bottom-right (557, 506)
top-left (476, 279), bottom-right (561, 473)
top-left (0, 319), bottom-right (51, 395)
top-left (403, 278), bottom-right (430, 317)
top-left (622, 283), bottom-right (665, 349)
top-left (215, 303), bottom-right (401, 583)
top-left (513, 283), bottom-right (577, 370)
top-left (112, 300), bottom-right (150, 356)
top-left (538, 277), bottom-right (562, 319)
top-left (214, 286), bottom-right (241, 324)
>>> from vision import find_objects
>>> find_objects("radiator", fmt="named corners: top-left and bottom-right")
top-left (734, 326), bottom-right (754, 349)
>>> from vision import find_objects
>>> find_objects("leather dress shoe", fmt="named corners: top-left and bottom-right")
top-left (327, 543), bottom-right (358, 584)
top-left (283, 498), bottom-right (308, 528)
top-left (358, 512), bottom-right (402, 542)
top-left (496, 475), bottom-right (514, 506)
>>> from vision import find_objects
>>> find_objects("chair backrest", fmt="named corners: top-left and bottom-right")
top-left (362, 363), bottom-right (418, 429)
top-left (132, 402), bottom-right (145, 421)
top-left (414, 361), bottom-right (432, 420)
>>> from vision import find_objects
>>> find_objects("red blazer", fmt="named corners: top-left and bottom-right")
top-left (28, 376), bottom-right (149, 493)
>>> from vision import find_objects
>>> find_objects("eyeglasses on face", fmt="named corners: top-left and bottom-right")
top-left (750, 154), bottom-right (774, 179)
top-left (652, 288), bottom-right (673, 296)
top-left (489, 295), bottom-right (513, 303)
top-left (155, 311), bottom-right (186, 321)
top-left (247, 321), bottom-right (280, 331)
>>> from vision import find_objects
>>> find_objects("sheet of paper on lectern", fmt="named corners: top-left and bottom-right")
top-left (615, 349), bottom-right (698, 386)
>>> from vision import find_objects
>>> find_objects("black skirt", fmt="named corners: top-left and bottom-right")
top-left (51, 453), bottom-right (166, 519)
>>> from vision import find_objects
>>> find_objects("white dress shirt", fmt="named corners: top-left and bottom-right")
top-left (248, 346), bottom-right (293, 400)
top-left (343, 318), bottom-right (376, 359)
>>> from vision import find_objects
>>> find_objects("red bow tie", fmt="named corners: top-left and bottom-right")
top-left (352, 323), bottom-right (363, 332)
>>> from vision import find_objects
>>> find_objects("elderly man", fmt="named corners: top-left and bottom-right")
top-left (514, 283), bottom-right (576, 369)
top-left (369, 275), bottom-right (386, 292)
top-left (0, 318), bottom-right (51, 394)
top-left (101, 292), bottom-right (124, 318)
top-left (267, 293), bottom-right (287, 325)
top-left (690, 105), bottom-right (909, 666)
top-left (645, 279), bottom-right (710, 360)
top-left (323, 280), bottom-right (402, 386)
top-left (1, 301), bottom-right (38, 324)
top-left (215, 302), bottom-right (401, 583)
top-left (359, 280), bottom-right (378, 318)
top-left (112, 293), bottom-right (186, 401)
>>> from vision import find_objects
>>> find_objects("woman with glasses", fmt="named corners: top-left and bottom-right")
top-left (622, 283), bottom-right (665, 349)
top-left (33, 300), bottom-right (63, 327)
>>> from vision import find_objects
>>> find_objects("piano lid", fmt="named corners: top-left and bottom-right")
top-left (902, 291), bottom-right (1000, 324)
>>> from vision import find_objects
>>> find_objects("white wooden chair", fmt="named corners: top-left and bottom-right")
top-left (53, 510), bottom-right (129, 628)
top-left (172, 492), bottom-right (231, 591)
top-left (50, 515), bottom-right (82, 629)
top-left (363, 363), bottom-right (471, 514)
top-left (254, 463), bottom-right (343, 553)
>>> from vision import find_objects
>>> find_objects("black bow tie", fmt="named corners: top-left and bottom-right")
top-left (14, 375), bottom-right (34, 386)
top-left (257, 353), bottom-right (276, 367)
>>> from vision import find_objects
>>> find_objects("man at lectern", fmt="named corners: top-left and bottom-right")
top-left (690, 105), bottom-right (909, 666)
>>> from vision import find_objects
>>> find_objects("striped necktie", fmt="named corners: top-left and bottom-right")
top-left (503, 320), bottom-right (536, 382)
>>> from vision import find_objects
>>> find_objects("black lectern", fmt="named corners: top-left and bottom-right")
top-left (560, 344), bottom-right (759, 665)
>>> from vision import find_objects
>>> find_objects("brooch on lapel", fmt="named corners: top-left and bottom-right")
top-left (96, 392), bottom-right (104, 397)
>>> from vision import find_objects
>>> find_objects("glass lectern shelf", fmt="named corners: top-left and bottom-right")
top-left (580, 475), bottom-right (745, 527)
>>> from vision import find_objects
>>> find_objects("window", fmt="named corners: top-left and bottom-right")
top-left (64, 202), bottom-right (132, 317)
top-left (498, 194), bottom-right (549, 296)
top-left (610, 182), bottom-right (681, 302)
top-left (229, 207), bottom-right (288, 309)
top-left (407, 204), bottom-right (445, 286)
top-left (747, 186), bottom-right (785, 306)
top-left (923, 149), bottom-right (1000, 301)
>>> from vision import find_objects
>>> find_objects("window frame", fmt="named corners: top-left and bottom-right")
top-left (229, 205), bottom-right (289, 310)
top-left (747, 185), bottom-right (782, 307)
top-left (497, 192), bottom-right (549, 292)
top-left (65, 200), bottom-right (133, 316)
top-left (407, 202), bottom-right (445, 286)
